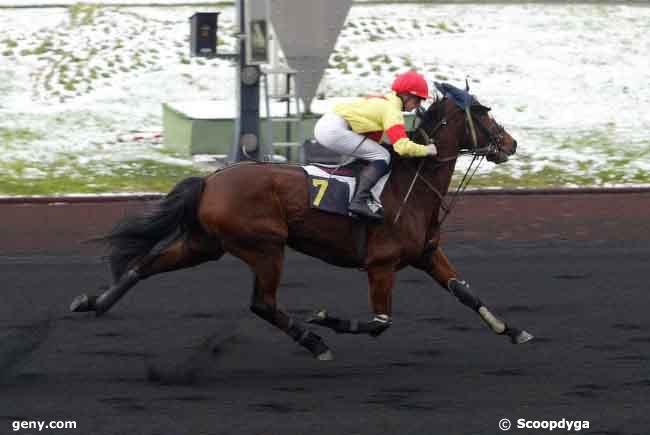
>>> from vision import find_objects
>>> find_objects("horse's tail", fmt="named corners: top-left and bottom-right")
top-left (99, 176), bottom-right (206, 282)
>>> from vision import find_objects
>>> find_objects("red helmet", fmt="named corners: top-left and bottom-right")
top-left (391, 70), bottom-right (429, 99)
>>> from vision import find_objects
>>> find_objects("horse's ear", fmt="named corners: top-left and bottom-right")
top-left (465, 77), bottom-right (470, 92)
top-left (472, 102), bottom-right (491, 113)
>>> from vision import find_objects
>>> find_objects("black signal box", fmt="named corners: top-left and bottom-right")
top-left (190, 12), bottom-right (220, 57)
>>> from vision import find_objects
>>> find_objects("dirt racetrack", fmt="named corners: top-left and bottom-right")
top-left (1, 189), bottom-right (649, 434)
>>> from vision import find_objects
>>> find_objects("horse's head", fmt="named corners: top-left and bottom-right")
top-left (413, 82), bottom-right (517, 163)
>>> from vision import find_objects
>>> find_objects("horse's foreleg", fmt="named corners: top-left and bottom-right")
top-left (307, 266), bottom-right (394, 337)
top-left (421, 247), bottom-right (533, 344)
top-left (241, 244), bottom-right (333, 360)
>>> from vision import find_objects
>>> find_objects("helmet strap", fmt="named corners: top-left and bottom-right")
top-left (397, 93), bottom-right (408, 110)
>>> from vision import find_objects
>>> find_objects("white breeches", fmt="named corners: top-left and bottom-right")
top-left (313, 113), bottom-right (391, 163)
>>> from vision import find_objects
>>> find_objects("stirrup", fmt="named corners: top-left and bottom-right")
top-left (349, 200), bottom-right (383, 221)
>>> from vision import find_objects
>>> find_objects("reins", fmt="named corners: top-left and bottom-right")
top-left (392, 112), bottom-right (454, 224)
top-left (393, 101), bottom-right (489, 228)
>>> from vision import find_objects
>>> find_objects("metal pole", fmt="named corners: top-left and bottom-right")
top-left (231, 0), bottom-right (261, 162)
top-left (285, 73), bottom-right (291, 161)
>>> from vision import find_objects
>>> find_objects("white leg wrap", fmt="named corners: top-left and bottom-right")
top-left (478, 306), bottom-right (506, 334)
top-left (373, 314), bottom-right (391, 323)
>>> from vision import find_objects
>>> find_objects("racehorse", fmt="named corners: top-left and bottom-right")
top-left (70, 82), bottom-right (532, 360)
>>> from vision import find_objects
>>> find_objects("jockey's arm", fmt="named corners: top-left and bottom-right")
top-left (385, 124), bottom-right (430, 157)
top-left (380, 98), bottom-right (429, 157)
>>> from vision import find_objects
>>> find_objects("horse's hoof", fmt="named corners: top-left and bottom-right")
top-left (511, 330), bottom-right (534, 344)
top-left (69, 294), bottom-right (94, 312)
top-left (316, 350), bottom-right (334, 361)
top-left (306, 309), bottom-right (328, 324)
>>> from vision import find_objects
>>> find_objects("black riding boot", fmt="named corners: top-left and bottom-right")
top-left (349, 160), bottom-right (388, 221)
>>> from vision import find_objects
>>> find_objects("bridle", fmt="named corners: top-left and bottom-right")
top-left (422, 97), bottom-right (506, 159)
top-left (394, 97), bottom-right (506, 228)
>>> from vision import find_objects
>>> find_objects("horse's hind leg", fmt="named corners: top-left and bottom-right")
top-left (237, 244), bottom-right (333, 360)
top-left (71, 237), bottom-right (222, 316)
top-left (418, 247), bottom-right (533, 344)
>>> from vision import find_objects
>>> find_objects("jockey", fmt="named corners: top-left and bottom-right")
top-left (314, 70), bottom-right (437, 221)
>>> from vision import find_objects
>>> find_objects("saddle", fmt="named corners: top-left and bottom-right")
top-left (302, 160), bottom-right (391, 217)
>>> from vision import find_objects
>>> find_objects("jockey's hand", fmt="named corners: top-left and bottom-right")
top-left (425, 144), bottom-right (438, 156)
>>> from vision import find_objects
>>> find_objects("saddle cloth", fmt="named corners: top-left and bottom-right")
top-left (302, 161), bottom-right (390, 216)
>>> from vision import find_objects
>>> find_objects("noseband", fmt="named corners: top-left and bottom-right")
top-left (467, 111), bottom-right (507, 160)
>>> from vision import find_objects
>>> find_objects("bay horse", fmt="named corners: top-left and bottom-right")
top-left (70, 82), bottom-right (532, 360)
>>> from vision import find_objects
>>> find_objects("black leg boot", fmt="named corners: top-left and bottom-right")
top-left (349, 160), bottom-right (388, 221)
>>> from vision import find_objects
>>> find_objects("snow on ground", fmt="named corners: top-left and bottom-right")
top-left (0, 4), bottom-right (237, 192)
top-left (0, 2), bottom-right (649, 194)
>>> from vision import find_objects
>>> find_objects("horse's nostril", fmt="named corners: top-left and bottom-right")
top-left (512, 140), bottom-right (518, 153)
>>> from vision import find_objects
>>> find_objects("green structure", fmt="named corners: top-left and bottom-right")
top-left (163, 102), bottom-right (320, 157)
top-left (163, 101), bottom-right (418, 160)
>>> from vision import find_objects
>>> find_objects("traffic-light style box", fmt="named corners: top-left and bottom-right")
top-left (190, 12), bottom-right (220, 58)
